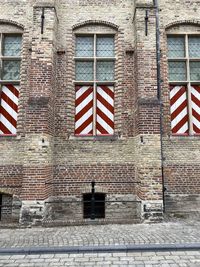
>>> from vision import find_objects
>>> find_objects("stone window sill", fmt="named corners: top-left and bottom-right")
top-left (69, 135), bottom-right (119, 141)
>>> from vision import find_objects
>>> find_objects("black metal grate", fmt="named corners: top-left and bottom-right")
top-left (83, 193), bottom-right (105, 219)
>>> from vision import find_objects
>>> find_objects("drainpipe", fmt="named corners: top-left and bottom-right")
top-left (154, 0), bottom-right (166, 212)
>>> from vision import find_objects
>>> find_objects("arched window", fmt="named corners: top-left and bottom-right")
top-left (73, 22), bottom-right (117, 136)
top-left (0, 22), bottom-right (23, 135)
top-left (166, 23), bottom-right (200, 135)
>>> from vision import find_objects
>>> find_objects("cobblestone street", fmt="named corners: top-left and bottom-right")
top-left (0, 221), bottom-right (200, 266)
top-left (0, 222), bottom-right (200, 249)
top-left (0, 251), bottom-right (200, 267)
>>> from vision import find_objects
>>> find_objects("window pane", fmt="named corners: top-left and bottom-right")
top-left (97, 61), bottom-right (114, 81)
top-left (190, 61), bottom-right (200, 81)
top-left (97, 37), bottom-right (114, 57)
top-left (3, 36), bottom-right (22, 56)
top-left (75, 61), bottom-right (93, 81)
top-left (168, 61), bottom-right (186, 81)
top-left (2, 61), bottom-right (21, 80)
top-left (167, 36), bottom-right (185, 58)
top-left (189, 37), bottom-right (200, 58)
top-left (76, 37), bottom-right (93, 57)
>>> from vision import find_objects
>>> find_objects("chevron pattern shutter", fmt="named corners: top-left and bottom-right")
top-left (75, 85), bottom-right (93, 135)
top-left (96, 85), bottom-right (114, 135)
top-left (0, 84), bottom-right (19, 135)
top-left (170, 85), bottom-right (189, 134)
top-left (191, 85), bottom-right (200, 134)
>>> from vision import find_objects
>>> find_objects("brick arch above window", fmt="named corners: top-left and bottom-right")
top-left (0, 19), bottom-right (24, 32)
top-left (165, 20), bottom-right (200, 32)
top-left (72, 20), bottom-right (119, 31)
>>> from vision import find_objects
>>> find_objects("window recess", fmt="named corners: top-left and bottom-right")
top-left (74, 34), bottom-right (115, 136)
top-left (0, 34), bottom-right (22, 135)
top-left (167, 35), bottom-right (200, 135)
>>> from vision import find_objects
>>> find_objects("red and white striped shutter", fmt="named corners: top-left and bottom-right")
top-left (75, 85), bottom-right (93, 135)
top-left (170, 85), bottom-right (189, 134)
top-left (0, 84), bottom-right (19, 135)
top-left (96, 85), bottom-right (114, 135)
top-left (191, 85), bottom-right (200, 134)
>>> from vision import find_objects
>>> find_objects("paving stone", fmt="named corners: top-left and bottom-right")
top-left (0, 222), bottom-right (200, 266)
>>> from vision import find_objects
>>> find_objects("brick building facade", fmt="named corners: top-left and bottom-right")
top-left (0, 0), bottom-right (199, 224)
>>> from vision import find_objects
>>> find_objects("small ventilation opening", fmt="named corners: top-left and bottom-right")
top-left (0, 193), bottom-right (13, 221)
top-left (83, 193), bottom-right (105, 219)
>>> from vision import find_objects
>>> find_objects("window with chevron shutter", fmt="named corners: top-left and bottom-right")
top-left (0, 34), bottom-right (22, 135)
top-left (74, 35), bottom-right (115, 136)
top-left (167, 35), bottom-right (200, 135)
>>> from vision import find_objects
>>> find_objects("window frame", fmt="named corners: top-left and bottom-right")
top-left (0, 32), bottom-right (22, 136)
top-left (167, 33), bottom-right (200, 136)
top-left (74, 33), bottom-right (116, 136)
top-left (0, 33), bottom-right (22, 84)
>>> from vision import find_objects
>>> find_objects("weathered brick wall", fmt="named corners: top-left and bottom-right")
top-left (0, 0), bottom-right (199, 223)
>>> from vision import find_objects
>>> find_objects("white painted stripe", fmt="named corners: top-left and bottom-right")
top-left (97, 114), bottom-right (114, 134)
top-left (192, 101), bottom-right (200, 116)
top-left (191, 87), bottom-right (200, 102)
top-left (2, 86), bottom-right (18, 105)
top-left (75, 107), bottom-right (93, 129)
top-left (170, 86), bottom-right (182, 99)
top-left (79, 122), bottom-right (93, 135)
top-left (76, 86), bottom-right (91, 100)
top-left (171, 92), bottom-right (186, 114)
top-left (193, 116), bottom-right (200, 130)
top-left (176, 122), bottom-right (188, 134)
top-left (76, 92), bottom-right (93, 114)
top-left (0, 114), bottom-right (16, 134)
top-left (1, 99), bottom-right (18, 120)
top-left (97, 86), bottom-right (114, 106)
top-left (97, 100), bottom-right (114, 121)
top-left (171, 106), bottom-right (187, 129)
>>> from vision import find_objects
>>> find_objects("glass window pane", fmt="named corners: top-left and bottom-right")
top-left (76, 37), bottom-right (94, 57)
top-left (2, 60), bottom-right (21, 80)
top-left (168, 61), bottom-right (186, 81)
top-left (189, 36), bottom-right (200, 58)
top-left (75, 61), bottom-right (93, 81)
top-left (97, 37), bottom-right (114, 57)
top-left (190, 61), bottom-right (200, 81)
top-left (3, 36), bottom-right (22, 56)
top-left (167, 36), bottom-right (185, 58)
top-left (97, 61), bottom-right (114, 81)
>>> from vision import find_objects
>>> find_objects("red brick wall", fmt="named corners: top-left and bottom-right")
top-left (53, 164), bottom-right (136, 196)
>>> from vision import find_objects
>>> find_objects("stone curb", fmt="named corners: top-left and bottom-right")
top-left (0, 243), bottom-right (200, 255)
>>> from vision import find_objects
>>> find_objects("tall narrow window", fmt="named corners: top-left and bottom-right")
top-left (74, 35), bottom-right (115, 136)
top-left (0, 34), bottom-right (22, 135)
top-left (167, 35), bottom-right (200, 135)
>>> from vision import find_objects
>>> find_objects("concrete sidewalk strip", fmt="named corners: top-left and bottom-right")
top-left (0, 243), bottom-right (200, 255)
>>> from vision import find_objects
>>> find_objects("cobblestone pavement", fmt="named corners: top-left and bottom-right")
top-left (0, 222), bottom-right (200, 266)
top-left (0, 251), bottom-right (200, 267)
top-left (0, 222), bottom-right (200, 249)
